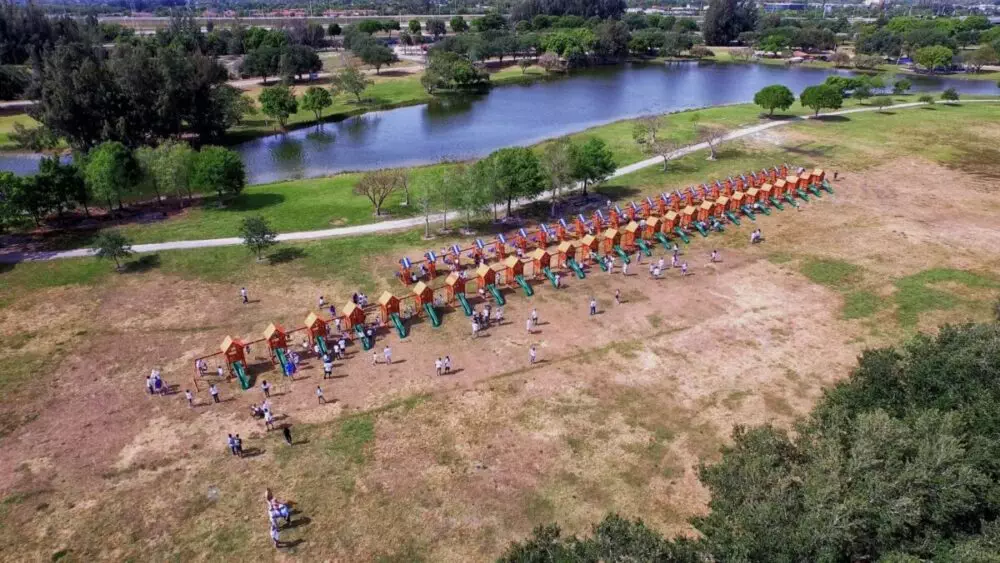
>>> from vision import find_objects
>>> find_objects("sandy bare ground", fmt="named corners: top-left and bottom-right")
top-left (1, 157), bottom-right (999, 560)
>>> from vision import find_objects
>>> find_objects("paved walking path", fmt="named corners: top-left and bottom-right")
top-left (1, 100), bottom-right (994, 264)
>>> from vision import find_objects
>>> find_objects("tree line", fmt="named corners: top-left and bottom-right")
top-left (501, 315), bottom-right (1000, 561)
top-left (0, 142), bottom-right (245, 232)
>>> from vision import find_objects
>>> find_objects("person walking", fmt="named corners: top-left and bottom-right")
top-left (622, 261), bottom-right (629, 276)
top-left (227, 434), bottom-right (237, 456)
top-left (529, 345), bottom-right (537, 364)
top-left (435, 358), bottom-right (443, 376)
top-left (525, 317), bottom-right (532, 334)
top-left (444, 356), bottom-right (452, 374)
top-left (383, 345), bottom-right (392, 365)
top-left (240, 287), bottom-right (248, 304)
top-left (472, 319), bottom-right (479, 338)
top-left (270, 523), bottom-right (282, 548)
top-left (615, 289), bottom-right (621, 305)
top-left (323, 357), bottom-right (333, 379)
top-left (261, 379), bottom-right (271, 398)
top-left (589, 297), bottom-right (598, 316)
top-left (554, 273), bottom-right (561, 288)
top-left (264, 409), bottom-right (275, 431)
top-left (681, 262), bottom-right (689, 276)
top-left (316, 385), bottom-right (326, 404)
top-left (145, 376), bottom-right (154, 395)
top-left (495, 306), bottom-right (504, 325)
top-left (531, 308), bottom-right (539, 326)
top-left (185, 389), bottom-right (194, 407)
top-left (234, 434), bottom-right (243, 457)
top-left (710, 249), bottom-right (720, 263)
top-left (282, 425), bottom-right (293, 446)
top-left (209, 384), bottom-right (220, 404)
top-left (318, 295), bottom-right (325, 309)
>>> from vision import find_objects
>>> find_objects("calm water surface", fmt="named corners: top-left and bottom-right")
top-left (2, 62), bottom-right (996, 183)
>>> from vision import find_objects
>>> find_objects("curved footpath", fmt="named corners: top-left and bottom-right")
top-left (2, 100), bottom-right (996, 264)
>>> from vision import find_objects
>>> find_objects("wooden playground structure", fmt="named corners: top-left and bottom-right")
top-left (191, 164), bottom-right (834, 391)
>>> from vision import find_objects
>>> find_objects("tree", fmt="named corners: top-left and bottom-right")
top-left (538, 51), bottom-right (563, 73)
top-left (490, 147), bottom-right (546, 216)
top-left (800, 84), bottom-right (843, 117)
top-left (408, 19), bottom-right (422, 35)
top-left (519, 59), bottom-right (532, 74)
top-left (853, 80), bottom-right (873, 103)
top-left (569, 137), bottom-right (616, 196)
top-left (149, 141), bottom-right (195, 205)
top-left (277, 44), bottom-right (321, 82)
top-left (436, 164), bottom-right (467, 230)
top-left (327, 23), bottom-right (341, 36)
top-left (872, 96), bottom-right (892, 111)
top-left (300, 86), bottom-right (333, 122)
top-left (190, 146), bottom-right (246, 201)
top-left (35, 156), bottom-right (87, 217)
top-left (541, 139), bottom-right (573, 216)
top-left (472, 11), bottom-right (506, 33)
top-left (918, 94), bottom-right (935, 105)
top-left (357, 19), bottom-right (383, 35)
top-left (357, 42), bottom-right (397, 74)
top-left (941, 87), bottom-right (960, 102)
top-left (632, 117), bottom-right (680, 172)
top-left (93, 231), bottom-right (133, 271)
top-left (694, 119), bottom-right (726, 160)
top-left (427, 19), bottom-right (447, 38)
top-left (450, 16), bottom-right (468, 33)
top-left (382, 20), bottom-right (400, 37)
top-left (456, 167), bottom-right (491, 227)
top-left (914, 45), bottom-right (953, 72)
top-left (4, 172), bottom-right (56, 227)
top-left (333, 64), bottom-right (373, 102)
top-left (753, 84), bottom-right (795, 117)
top-left (83, 141), bottom-right (139, 211)
top-left (242, 45), bottom-right (282, 83)
top-left (702, 0), bottom-right (758, 46)
top-left (258, 84), bottom-right (298, 129)
top-left (964, 45), bottom-right (998, 73)
top-left (239, 216), bottom-right (278, 261)
top-left (852, 54), bottom-right (883, 70)
top-left (829, 50), bottom-right (850, 67)
top-left (892, 78), bottom-right (912, 95)
top-left (354, 169), bottom-right (403, 216)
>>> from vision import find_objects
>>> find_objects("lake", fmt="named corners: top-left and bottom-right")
top-left (3, 62), bottom-right (996, 183)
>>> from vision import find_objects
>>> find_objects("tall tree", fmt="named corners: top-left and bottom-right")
top-left (632, 117), bottom-right (681, 172)
top-left (83, 141), bottom-right (139, 211)
top-left (437, 164), bottom-right (466, 230)
top-left (258, 84), bottom-right (298, 130)
top-left (753, 84), bottom-right (796, 116)
top-left (800, 84), bottom-right (843, 116)
top-left (239, 215), bottom-right (278, 261)
top-left (190, 146), bottom-right (246, 202)
top-left (149, 141), bottom-right (195, 205)
top-left (93, 231), bottom-right (133, 271)
top-left (333, 64), bottom-right (373, 102)
top-left (702, 0), bottom-right (758, 46)
top-left (450, 15), bottom-right (469, 33)
top-left (300, 86), bottom-right (333, 122)
top-left (353, 169), bottom-right (402, 216)
top-left (569, 137), bottom-right (616, 196)
top-left (357, 42), bottom-right (398, 74)
top-left (488, 147), bottom-right (546, 216)
top-left (541, 139), bottom-right (574, 216)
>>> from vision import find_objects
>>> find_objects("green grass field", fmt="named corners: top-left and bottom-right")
top-left (0, 113), bottom-right (40, 149)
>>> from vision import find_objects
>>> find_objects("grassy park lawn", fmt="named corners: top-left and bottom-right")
top-left (2, 98), bottom-right (1000, 560)
top-left (0, 113), bottom-right (41, 149)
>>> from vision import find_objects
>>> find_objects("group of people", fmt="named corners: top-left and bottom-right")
top-left (750, 229), bottom-right (764, 244)
top-left (249, 398), bottom-right (295, 444)
top-left (145, 368), bottom-right (166, 395)
top-left (351, 291), bottom-right (370, 308)
top-left (265, 489), bottom-right (294, 548)
top-left (471, 304), bottom-right (503, 337)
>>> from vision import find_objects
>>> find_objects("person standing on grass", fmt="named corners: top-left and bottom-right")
top-left (282, 425), bottom-right (293, 446)
top-left (271, 523), bottom-right (282, 548)
top-left (472, 319), bottom-right (479, 338)
top-left (241, 287), bottom-right (248, 304)
top-left (495, 306), bottom-right (504, 325)
top-left (622, 261), bottom-right (629, 277)
top-left (185, 389), bottom-right (194, 407)
top-left (372, 349), bottom-right (379, 365)
top-left (615, 289), bottom-right (621, 305)
top-left (525, 317), bottom-right (532, 334)
top-left (316, 385), bottom-right (326, 404)
top-left (435, 358), bottom-right (443, 376)
top-left (589, 297), bottom-right (598, 316)
top-left (235, 434), bottom-right (243, 457)
top-left (228, 434), bottom-right (237, 456)
top-left (681, 262), bottom-right (689, 276)
top-left (711, 249), bottom-right (720, 263)
top-left (210, 384), bottom-right (220, 404)
top-left (265, 409), bottom-right (275, 431)
top-left (444, 356), bottom-right (452, 374)
top-left (318, 295), bottom-right (325, 309)
top-left (323, 357), bottom-right (333, 379)
top-left (145, 376), bottom-right (154, 395)
top-left (261, 379), bottom-right (271, 398)
top-left (383, 345), bottom-right (392, 365)
top-left (217, 365), bottom-right (224, 378)
top-left (529, 345), bottom-right (537, 364)
top-left (658, 256), bottom-right (665, 272)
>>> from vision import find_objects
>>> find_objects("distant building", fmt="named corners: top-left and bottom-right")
top-left (763, 3), bottom-right (807, 12)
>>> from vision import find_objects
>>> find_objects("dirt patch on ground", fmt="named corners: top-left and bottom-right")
top-left (1, 157), bottom-right (999, 560)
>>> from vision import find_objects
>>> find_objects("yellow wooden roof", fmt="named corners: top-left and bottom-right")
top-left (602, 228), bottom-right (620, 239)
top-left (476, 264), bottom-right (492, 277)
top-left (263, 323), bottom-right (284, 339)
top-left (716, 196), bottom-right (729, 205)
top-left (746, 187), bottom-right (759, 196)
top-left (558, 241), bottom-right (574, 252)
top-left (503, 255), bottom-right (521, 268)
top-left (732, 191), bottom-right (745, 201)
top-left (665, 210), bottom-right (678, 220)
top-left (305, 312), bottom-right (321, 327)
top-left (624, 221), bottom-right (640, 233)
top-left (774, 179), bottom-right (786, 187)
top-left (531, 248), bottom-right (550, 260)
top-left (682, 205), bottom-right (696, 215)
top-left (581, 234), bottom-right (596, 245)
top-left (412, 281), bottom-right (430, 296)
top-left (377, 291), bottom-right (397, 305)
top-left (647, 216), bottom-right (661, 226)
top-left (700, 201), bottom-right (713, 210)
top-left (220, 335), bottom-right (244, 353)
top-left (786, 176), bottom-right (799, 184)
top-left (342, 302), bottom-right (359, 316)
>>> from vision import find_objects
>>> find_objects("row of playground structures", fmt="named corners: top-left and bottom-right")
top-left (192, 164), bottom-right (834, 393)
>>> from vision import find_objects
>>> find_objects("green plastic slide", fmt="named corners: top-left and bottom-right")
top-left (821, 179), bottom-right (834, 193)
top-left (654, 232), bottom-right (671, 249)
top-left (740, 205), bottom-right (757, 221)
top-left (596, 256), bottom-right (609, 272)
top-left (354, 324), bottom-right (373, 351)
top-left (796, 188), bottom-right (810, 201)
top-left (769, 196), bottom-right (785, 210)
top-left (315, 335), bottom-right (328, 355)
top-left (456, 292), bottom-right (473, 316)
top-left (613, 245), bottom-right (631, 263)
top-left (673, 227), bottom-right (691, 244)
top-left (636, 239), bottom-right (652, 256)
top-left (423, 303), bottom-right (441, 327)
top-left (542, 267), bottom-right (558, 288)
top-left (389, 312), bottom-right (407, 338)
top-left (232, 361), bottom-right (250, 390)
top-left (515, 274), bottom-right (535, 296)
top-left (783, 193), bottom-right (799, 207)
top-left (566, 258), bottom-right (586, 279)
top-left (808, 184), bottom-right (821, 197)
top-left (487, 284), bottom-right (505, 306)
top-left (724, 211), bottom-right (741, 226)
top-left (275, 347), bottom-right (289, 371)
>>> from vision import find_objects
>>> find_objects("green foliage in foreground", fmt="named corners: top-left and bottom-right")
top-left (502, 321), bottom-right (1000, 561)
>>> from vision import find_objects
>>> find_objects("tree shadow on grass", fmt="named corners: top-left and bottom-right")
top-left (211, 193), bottom-right (286, 212)
top-left (269, 247), bottom-right (307, 265)
top-left (783, 143), bottom-right (838, 159)
top-left (921, 106), bottom-right (938, 110)
top-left (124, 254), bottom-right (161, 274)
top-left (813, 115), bottom-right (850, 122)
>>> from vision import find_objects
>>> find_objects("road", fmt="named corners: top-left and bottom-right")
top-left (0, 100), bottom-right (994, 264)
